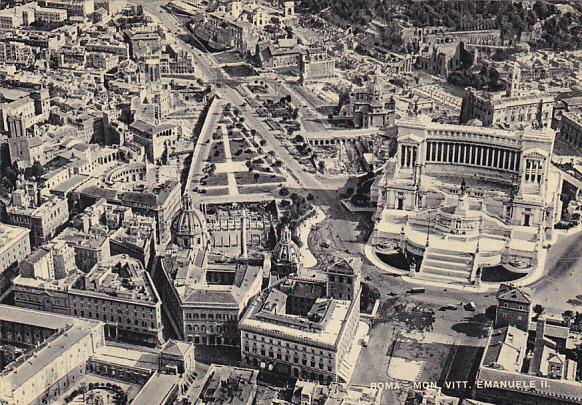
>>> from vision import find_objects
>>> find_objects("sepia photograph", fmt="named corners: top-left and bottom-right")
top-left (0, 0), bottom-right (581, 404)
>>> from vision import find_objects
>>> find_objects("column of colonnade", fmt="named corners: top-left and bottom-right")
top-left (524, 158), bottom-right (544, 183)
top-left (400, 145), bottom-right (418, 168)
top-left (424, 141), bottom-right (520, 171)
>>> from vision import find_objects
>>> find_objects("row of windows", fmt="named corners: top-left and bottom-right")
top-left (185, 311), bottom-right (237, 321)
top-left (328, 275), bottom-right (353, 283)
top-left (245, 347), bottom-right (334, 371)
top-left (73, 309), bottom-right (158, 329)
top-left (243, 333), bottom-right (332, 357)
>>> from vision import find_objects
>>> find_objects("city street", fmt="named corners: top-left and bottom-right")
top-left (130, 0), bottom-right (220, 81)
top-left (529, 230), bottom-right (582, 315)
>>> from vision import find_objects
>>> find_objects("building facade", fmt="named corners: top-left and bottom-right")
top-left (300, 48), bottom-right (335, 84)
top-left (7, 184), bottom-right (69, 247)
top-left (0, 223), bottom-right (31, 294)
top-left (13, 254), bottom-right (164, 346)
top-left (558, 111), bottom-right (582, 150)
top-left (239, 258), bottom-right (362, 384)
top-left (129, 120), bottom-right (179, 164)
top-left (494, 284), bottom-right (532, 332)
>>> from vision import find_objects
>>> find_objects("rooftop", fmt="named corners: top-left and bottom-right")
top-left (161, 248), bottom-right (263, 308)
top-left (241, 282), bottom-right (351, 348)
top-left (56, 227), bottom-right (109, 250)
top-left (83, 255), bottom-right (159, 304)
top-left (0, 223), bottom-right (29, 253)
top-left (91, 344), bottom-right (160, 371)
top-left (0, 306), bottom-right (103, 391)
top-left (481, 326), bottom-right (528, 373)
top-left (192, 364), bottom-right (258, 405)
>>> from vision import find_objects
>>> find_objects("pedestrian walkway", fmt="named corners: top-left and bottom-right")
top-left (298, 207), bottom-right (326, 268)
top-left (337, 321), bottom-right (369, 383)
top-left (220, 124), bottom-right (240, 196)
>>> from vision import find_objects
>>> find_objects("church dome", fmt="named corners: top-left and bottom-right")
top-left (273, 226), bottom-right (301, 266)
top-left (173, 194), bottom-right (209, 249)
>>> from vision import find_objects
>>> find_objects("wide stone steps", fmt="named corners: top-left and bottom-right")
top-left (422, 261), bottom-right (471, 276)
top-left (421, 265), bottom-right (471, 280)
top-left (418, 246), bottom-right (475, 285)
top-left (416, 273), bottom-right (472, 284)
top-left (422, 258), bottom-right (471, 271)
top-left (424, 252), bottom-right (473, 265)
top-left (428, 247), bottom-right (474, 258)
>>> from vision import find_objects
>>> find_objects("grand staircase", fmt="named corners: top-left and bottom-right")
top-left (418, 247), bottom-right (475, 284)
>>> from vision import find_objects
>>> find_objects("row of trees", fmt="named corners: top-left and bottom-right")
top-left (300, 0), bottom-right (582, 52)
top-left (533, 304), bottom-right (582, 331)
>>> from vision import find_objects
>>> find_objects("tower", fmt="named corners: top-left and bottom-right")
top-left (510, 62), bottom-right (521, 97)
top-left (7, 114), bottom-right (26, 138)
top-left (231, 1), bottom-right (243, 18)
top-left (283, 1), bottom-right (295, 19)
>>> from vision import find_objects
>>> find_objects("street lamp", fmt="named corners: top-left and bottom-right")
top-left (426, 210), bottom-right (431, 247)
top-left (476, 215), bottom-right (483, 253)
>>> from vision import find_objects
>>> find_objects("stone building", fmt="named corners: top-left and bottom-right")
top-left (54, 227), bottom-right (111, 272)
top-left (271, 226), bottom-right (302, 276)
top-left (460, 65), bottom-right (554, 129)
top-left (369, 114), bottom-right (562, 285)
top-left (300, 48), bottom-right (335, 84)
top-left (494, 284), bottom-right (532, 332)
top-left (557, 111), bottom-right (582, 150)
top-left (172, 193), bottom-right (210, 250)
top-left (239, 257), bottom-right (365, 384)
top-left (0, 86), bottom-right (50, 136)
top-left (129, 119), bottom-right (179, 164)
top-left (0, 305), bottom-right (105, 405)
top-left (0, 222), bottom-right (31, 294)
top-left (475, 321), bottom-right (581, 404)
top-left (156, 244), bottom-right (265, 346)
top-left (336, 80), bottom-right (395, 129)
top-left (156, 201), bottom-right (269, 346)
top-left (7, 180), bottom-right (69, 247)
top-left (13, 254), bottom-right (164, 346)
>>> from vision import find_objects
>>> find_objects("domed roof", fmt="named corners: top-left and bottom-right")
top-left (273, 226), bottom-right (301, 265)
top-left (173, 194), bottom-right (209, 244)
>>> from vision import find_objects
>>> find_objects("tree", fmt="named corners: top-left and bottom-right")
top-left (562, 310), bottom-right (575, 325)
top-left (279, 187), bottom-right (289, 197)
top-left (28, 161), bottom-right (44, 178)
top-left (533, 304), bottom-right (545, 320)
top-left (253, 172), bottom-right (260, 183)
